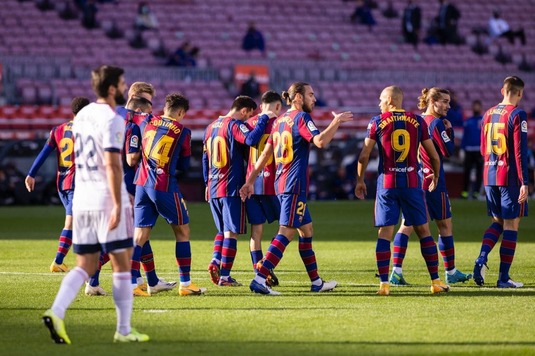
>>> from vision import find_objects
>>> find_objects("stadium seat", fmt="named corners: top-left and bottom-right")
top-left (1, 0), bottom-right (534, 133)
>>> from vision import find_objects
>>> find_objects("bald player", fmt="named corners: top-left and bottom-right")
top-left (355, 85), bottom-right (449, 296)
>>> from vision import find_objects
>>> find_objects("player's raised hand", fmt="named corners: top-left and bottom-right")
top-left (239, 183), bottom-right (254, 202)
top-left (442, 118), bottom-right (452, 130)
top-left (25, 176), bottom-right (35, 192)
top-left (332, 111), bottom-right (353, 123)
top-left (262, 109), bottom-right (276, 118)
top-left (355, 181), bottom-right (367, 200)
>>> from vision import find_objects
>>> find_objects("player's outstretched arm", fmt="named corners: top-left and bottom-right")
top-left (313, 111), bottom-right (353, 149)
top-left (26, 143), bottom-right (55, 192)
top-left (244, 113), bottom-right (270, 146)
top-left (421, 138), bottom-right (440, 192)
top-left (24, 176), bottom-right (35, 192)
top-left (355, 138), bottom-right (374, 199)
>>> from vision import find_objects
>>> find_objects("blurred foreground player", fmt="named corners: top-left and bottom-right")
top-left (43, 65), bottom-right (149, 344)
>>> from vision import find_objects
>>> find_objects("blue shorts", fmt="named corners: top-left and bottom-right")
top-left (375, 188), bottom-right (428, 227)
top-left (59, 189), bottom-right (74, 216)
top-left (134, 186), bottom-right (189, 227)
top-left (209, 197), bottom-right (246, 234)
top-left (278, 193), bottom-right (312, 228)
top-left (245, 195), bottom-right (281, 225)
top-left (485, 186), bottom-right (528, 219)
top-left (425, 188), bottom-right (452, 221)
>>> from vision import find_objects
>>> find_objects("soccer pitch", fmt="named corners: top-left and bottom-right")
top-left (1, 200), bottom-right (534, 355)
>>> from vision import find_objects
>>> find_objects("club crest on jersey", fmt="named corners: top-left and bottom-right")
top-left (441, 131), bottom-right (451, 142)
top-left (239, 124), bottom-right (250, 134)
top-left (521, 120), bottom-right (528, 133)
top-left (130, 135), bottom-right (139, 147)
top-left (307, 121), bottom-right (318, 132)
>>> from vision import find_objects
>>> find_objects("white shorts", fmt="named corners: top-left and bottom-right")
top-left (72, 206), bottom-right (134, 254)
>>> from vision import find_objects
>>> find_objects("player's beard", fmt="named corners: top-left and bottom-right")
top-left (115, 91), bottom-right (126, 106)
top-left (303, 101), bottom-right (314, 113)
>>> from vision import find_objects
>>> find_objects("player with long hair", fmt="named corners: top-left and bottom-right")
top-left (390, 87), bottom-right (472, 286)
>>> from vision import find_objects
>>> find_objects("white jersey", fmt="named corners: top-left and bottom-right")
top-left (72, 102), bottom-right (129, 211)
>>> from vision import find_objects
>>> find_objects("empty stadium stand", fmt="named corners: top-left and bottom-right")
top-left (0, 0), bottom-right (534, 139)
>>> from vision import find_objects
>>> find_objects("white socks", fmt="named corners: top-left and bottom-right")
top-left (113, 272), bottom-right (133, 336)
top-left (51, 267), bottom-right (88, 319)
top-left (446, 268), bottom-right (457, 275)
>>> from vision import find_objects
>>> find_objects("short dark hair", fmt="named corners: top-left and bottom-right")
top-left (91, 65), bottom-right (124, 99)
top-left (503, 76), bottom-right (524, 95)
top-left (71, 96), bottom-right (90, 115)
top-left (261, 90), bottom-right (282, 105)
top-left (127, 96), bottom-right (152, 112)
top-left (165, 93), bottom-right (189, 114)
top-left (231, 95), bottom-right (257, 111)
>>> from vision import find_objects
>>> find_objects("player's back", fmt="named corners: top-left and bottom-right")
top-left (135, 115), bottom-right (190, 192)
top-left (481, 104), bottom-right (528, 186)
top-left (50, 121), bottom-right (76, 191)
top-left (72, 102), bottom-right (128, 210)
top-left (204, 116), bottom-right (247, 198)
top-left (369, 110), bottom-right (428, 189)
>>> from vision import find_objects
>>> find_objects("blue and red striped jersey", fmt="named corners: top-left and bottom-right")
top-left (246, 114), bottom-right (277, 196)
top-left (118, 109), bottom-right (147, 195)
top-left (419, 114), bottom-right (455, 191)
top-left (46, 121), bottom-right (76, 191)
top-left (203, 115), bottom-right (268, 199)
top-left (134, 115), bottom-right (191, 192)
top-left (123, 117), bottom-right (141, 195)
top-left (367, 110), bottom-right (429, 189)
top-left (481, 104), bottom-right (528, 187)
top-left (268, 110), bottom-right (320, 195)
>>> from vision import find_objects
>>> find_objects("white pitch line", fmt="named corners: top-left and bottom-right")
top-left (1, 272), bottom-right (533, 290)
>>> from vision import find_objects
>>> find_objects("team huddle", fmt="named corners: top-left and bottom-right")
top-left (26, 66), bottom-right (528, 344)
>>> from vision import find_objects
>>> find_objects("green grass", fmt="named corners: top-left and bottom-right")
top-left (1, 200), bottom-right (535, 355)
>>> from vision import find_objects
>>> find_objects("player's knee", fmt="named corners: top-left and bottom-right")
top-left (413, 224), bottom-right (430, 238)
